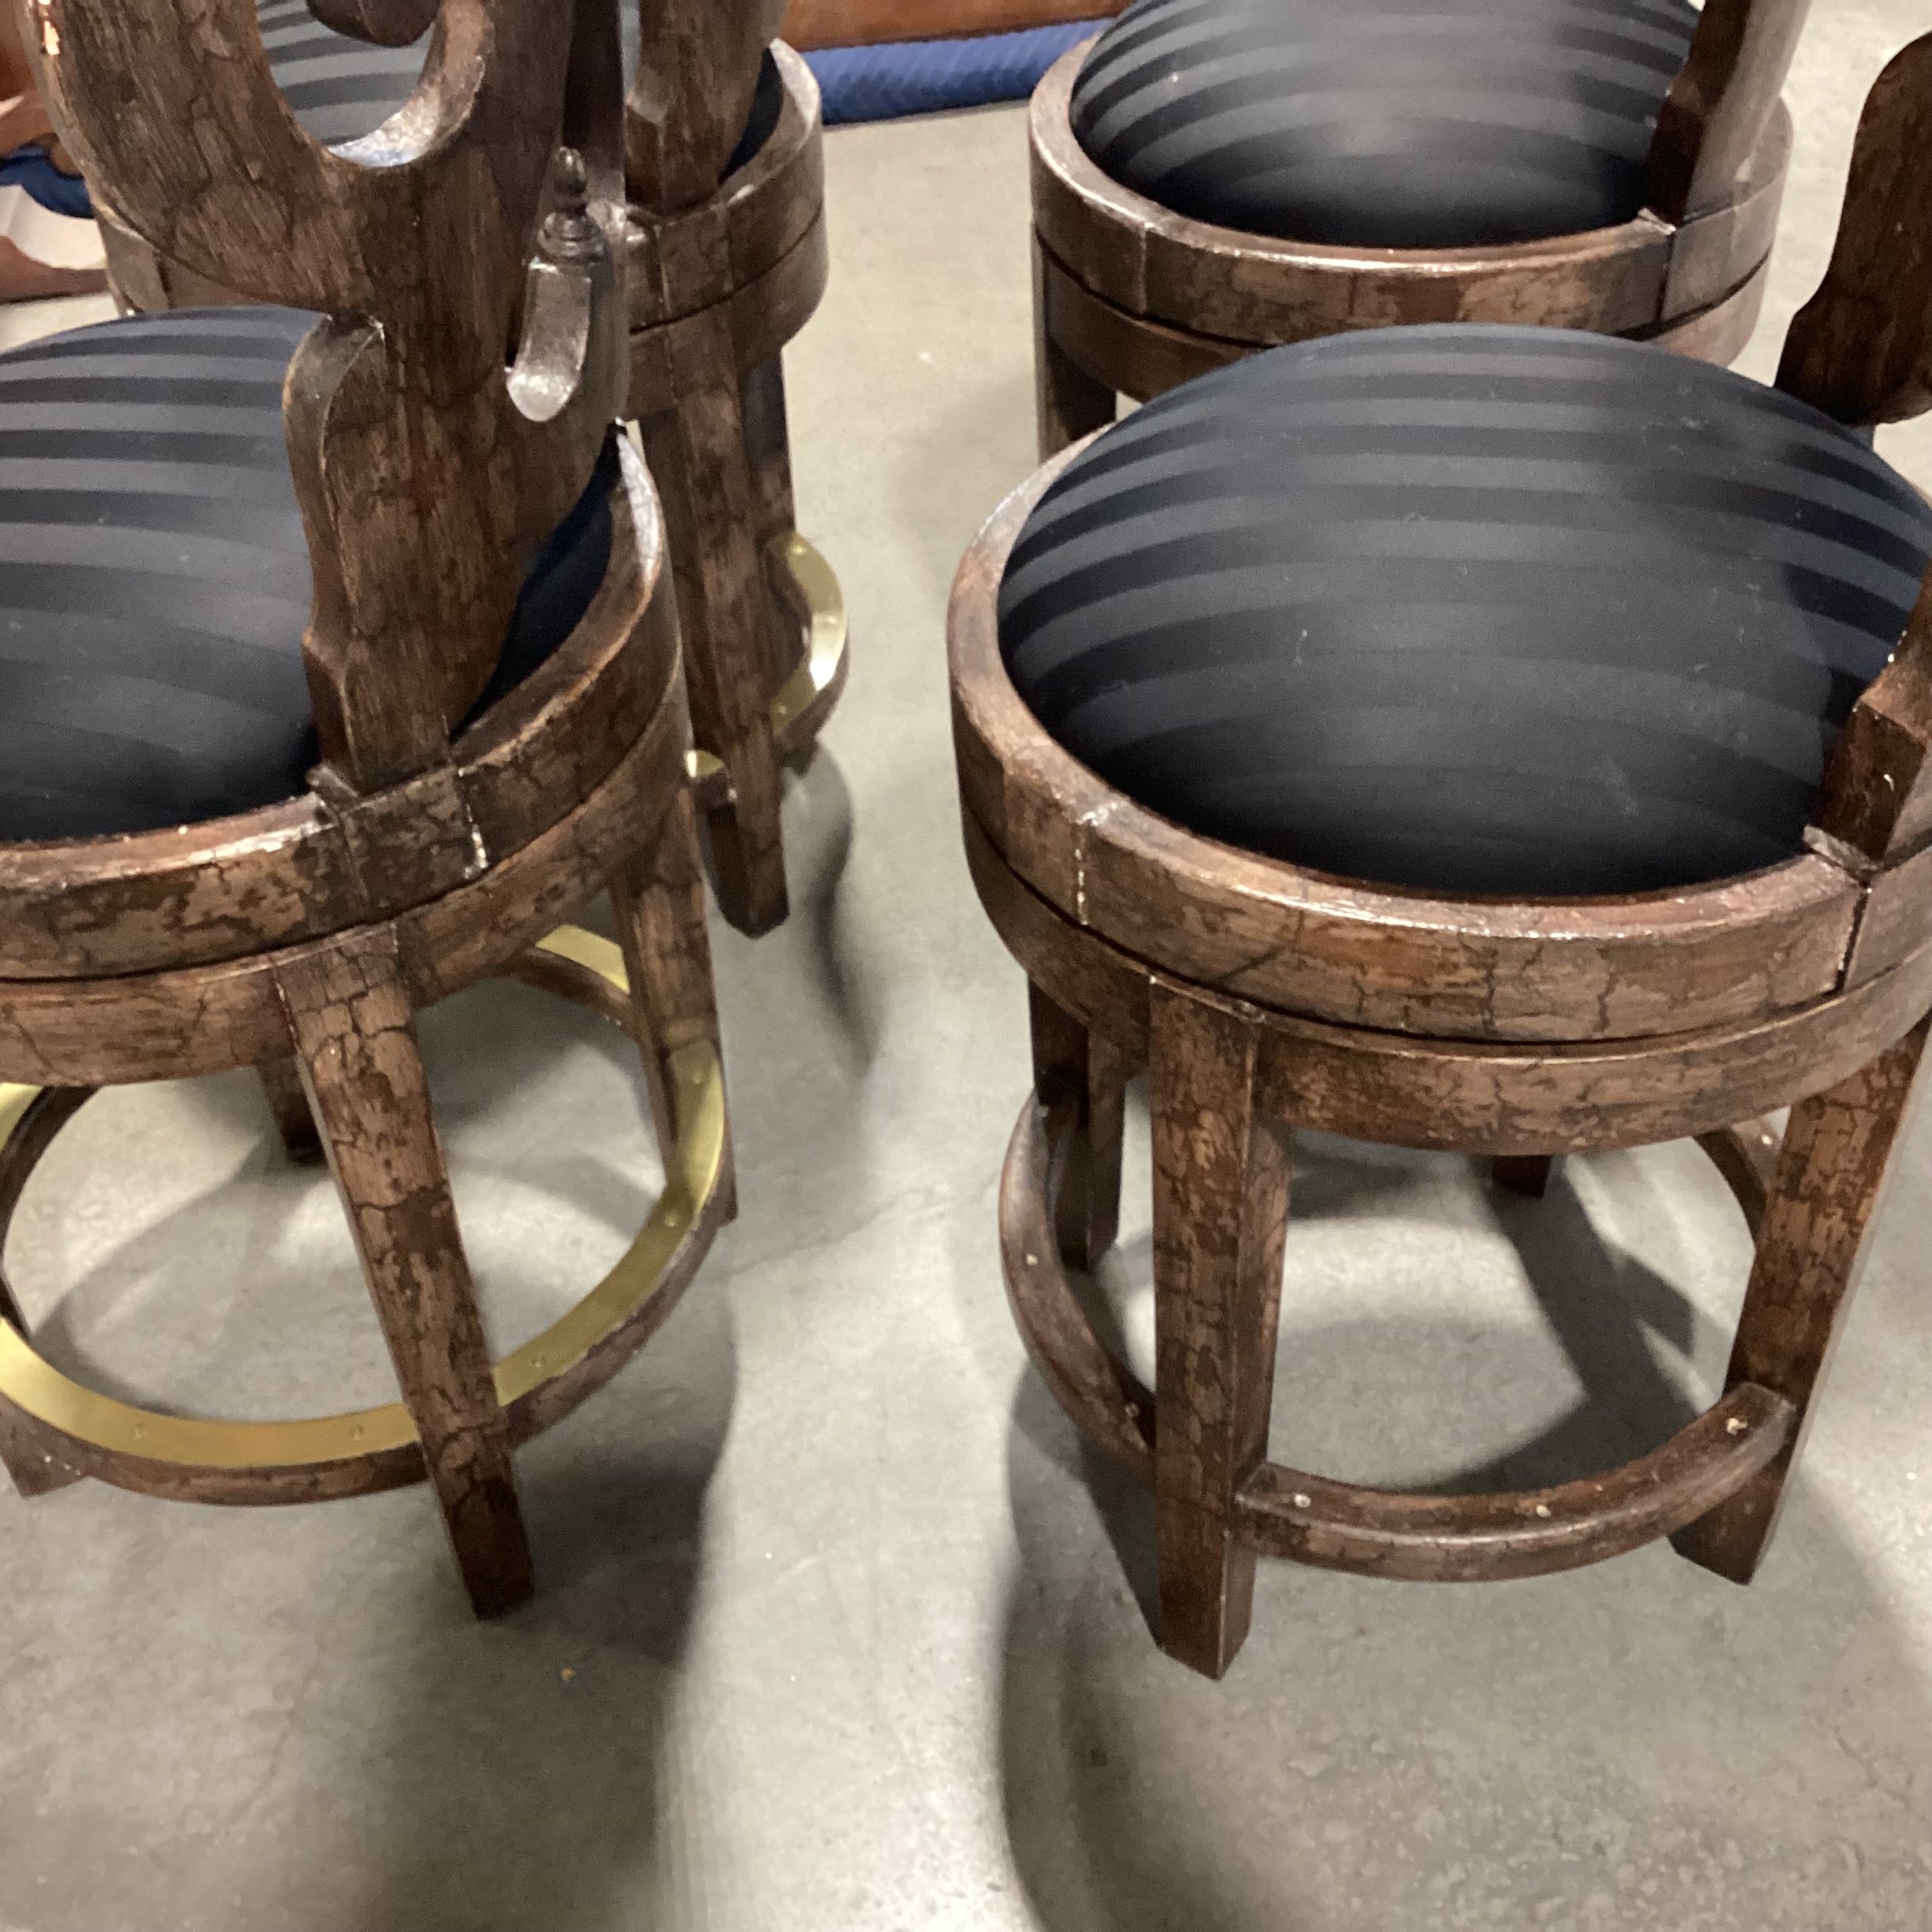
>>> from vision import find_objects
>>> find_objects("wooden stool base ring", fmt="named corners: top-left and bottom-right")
top-left (687, 530), bottom-right (848, 808)
top-left (1000, 1090), bottom-right (1799, 1586)
top-left (0, 927), bottom-right (728, 1507)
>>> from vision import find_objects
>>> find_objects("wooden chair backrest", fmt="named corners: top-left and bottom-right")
top-left (1643, 0), bottom-right (1813, 226)
top-left (1779, 31), bottom-right (1932, 431)
top-left (625, 0), bottom-right (788, 214)
top-left (21, 0), bottom-right (628, 791)
top-left (1790, 32), bottom-right (1932, 864)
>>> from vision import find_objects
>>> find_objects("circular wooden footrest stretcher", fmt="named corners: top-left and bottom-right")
top-left (0, 927), bottom-right (728, 1504)
top-left (685, 530), bottom-right (848, 810)
top-left (1000, 1094), bottom-right (1800, 1584)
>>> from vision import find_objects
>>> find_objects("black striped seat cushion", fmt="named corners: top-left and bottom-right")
top-left (1069, 0), bottom-right (1702, 249)
top-left (0, 307), bottom-right (613, 844)
top-left (256, 0), bottom-right (781, 173)
top-left (998, 326), bottom-right (1932, 899)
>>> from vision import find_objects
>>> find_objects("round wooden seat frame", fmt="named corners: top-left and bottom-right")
top-left (95, 12), bottom-right (848, 939)
top-left (1029, 0), bottom-right (1810, 455)
top-left (5, 0), bottom-right (738, 1619)
top-left (956, 26), bottom-right (1932, 1668)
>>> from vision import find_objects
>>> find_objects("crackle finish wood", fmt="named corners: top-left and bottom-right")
top-left (624, 24), bottom-right (837, 936)
top-left (1028, 0), bottom-right (1808, 453)
top-left (68, 1), bottom-right (842, 938)
top-left (962, 29), bottom-right (1932, 1676)
top-left (0, 0), bottom-right (733, 1622)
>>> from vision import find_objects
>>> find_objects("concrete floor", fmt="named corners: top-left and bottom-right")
top-left (7, 9), bottom-right (1932, 1929)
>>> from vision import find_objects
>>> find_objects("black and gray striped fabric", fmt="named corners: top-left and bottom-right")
top-left (0, 307), bottom-right (613, 844)
top-left (256, 0), bottom-right (430, 145)
top-left (256, 0), bottom-right (777, 176)
top-left (1069, 0), bottom-right (1702, 249)
top-left (998, 326), bottom-right (1932, 899)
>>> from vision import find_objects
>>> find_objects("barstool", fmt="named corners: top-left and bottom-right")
top-left (625, 2), bottom-right (846, 936)
top-left (958, 29), bottom-right (1932, 1676)
top-left (1032, 0), bottom-right (1810, 455)
top-left (0, 0), bottom-right (732, 1619)
top-left (90, 0), bottom-right (848, 936)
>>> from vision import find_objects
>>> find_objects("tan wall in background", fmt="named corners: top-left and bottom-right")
top-left (781, 0), bottom-right (1125, 52)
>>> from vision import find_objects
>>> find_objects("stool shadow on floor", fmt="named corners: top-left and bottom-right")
top-left (334, 1284), bottom-right (736, 1932)
top-left (784, 752), bottom-right (876, 1070)
top-left (997, 1133), bottom-right (1932, 1932)
top-left (0, 981), bottom-right (739, 1932)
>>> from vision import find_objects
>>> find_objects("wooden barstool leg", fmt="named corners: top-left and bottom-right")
top-left (1034, 233), bottom-right (1116, 459)
top-left (279, 930), bottom-right (535, 1619)
top-left (1149, 981), bottom-right (1292, 1677)
top-left (256, 1057), bottom-right (324, 1162)
top-left (1675, 1017), bottom-right (1930, 1583)
top-left (639, 315), bottom-right (789, 936)
top-left (1492, 1155), bottom-right (1556, 1199)
top-left (0, 1404), bottom-right (82, 1497)
top-left (610, 786), bottom-right (737, 1220)
top-left (0, 1088), bottom-right (89, 1495)
top-left (1029, 980), bottom-right (1127, 1271)
top-left (741, 354), bottom-right (802, 691)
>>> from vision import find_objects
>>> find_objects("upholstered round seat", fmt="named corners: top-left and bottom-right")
top-left (0, 307), bottom-right (613, 844)
top-left (1069, 0), bottom-right (1702, 249)
top-left (998, 324), bottom-right (1932, 899)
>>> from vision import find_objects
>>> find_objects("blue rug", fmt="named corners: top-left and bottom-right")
top-left (805, 21), bottom-right (1098, 126)
top-left (0, 146), bottom-right (93, 220)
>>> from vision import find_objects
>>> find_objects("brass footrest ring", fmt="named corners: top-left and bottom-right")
top-left (0, 927), bottom-right (728, 1505)
top-left (687, 531), bottom-right (850, 808)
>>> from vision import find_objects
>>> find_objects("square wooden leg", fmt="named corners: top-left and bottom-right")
top-left (1675, 1018), bottom-right (1930, 1582)
top-left (1492, 1155), bottom-right (1556, 1199)
top-left (0, 1399), bottom-right (84, 1498)
top-left (1028, 981), bottom-right (1129, 1272)
top-left (638, 315), bottom-right (789, 936)
top-left (1034, 232), bottom-right (1116, 460)
top-left (611, 784), bottom-right (737, 1222)
top-left (1149, 981), bottom-right (1292, 1678)
top-left (257, 1056), bottom-right (324, 1163)
top-left (740, 353), bottom-right (802, 693)
top-left (280, 930), bottom-right (534, 1620)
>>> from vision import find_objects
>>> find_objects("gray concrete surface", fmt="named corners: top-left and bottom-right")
top-left (6, 7), bottom-right (1932, 1928)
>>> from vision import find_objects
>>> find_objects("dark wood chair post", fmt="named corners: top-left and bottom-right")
top-left (1672, 1019), bottom-right (1930, 1582)
top-left (281, 931), bottom-right (537, 1618)
top-left (1032, 232), bottom-right (1115, 458)
top-left (1490, 1155), bottom-right (1556, 1200)
top-left (741, 354), bottom-right (799, 678)
top-left (257, 1058), bottom-right (325, 1162)
top-left (1676, 23), bottom-right (1932, 1558)
top-left (635, 350), bottom-right (792, 934)
top-left (611, 724), bottom-right (737, 1217)
top-left (1028, 979), bottom-right (1127, 1273)
top-left (628, 0), bottom-right (799, 937)
top-left (1149, 981), bottom-right (1291, 1679)
top-left (1642, 0), bottom-right (1813, 228)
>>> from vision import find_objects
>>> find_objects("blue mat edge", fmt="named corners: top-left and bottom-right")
top-left (804, 21), bottom-right (1101, 127)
